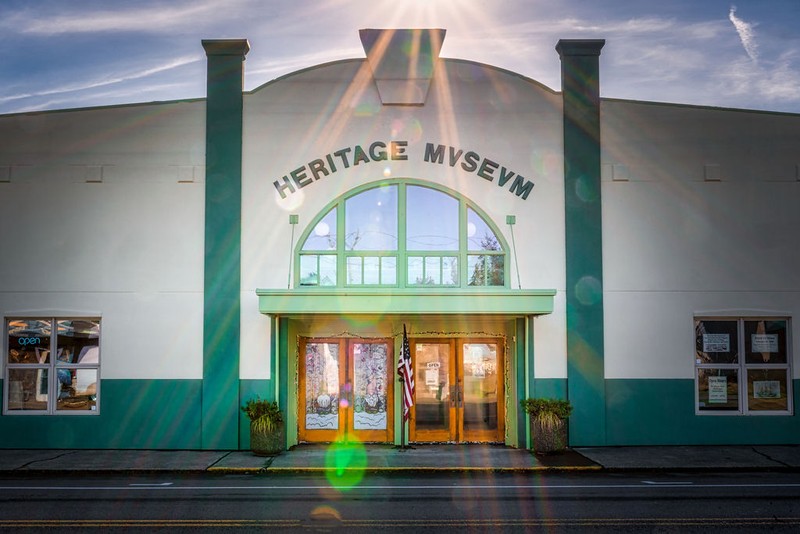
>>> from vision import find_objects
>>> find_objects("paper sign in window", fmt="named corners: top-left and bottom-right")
top-left (751, 334), bottom-right (778, 353)
top-left (703, 334), bottom-right (730, 353)
top-left (708, 376), bottom-right (728, 403)
top-left (753, 380), bottom-right (781, 399)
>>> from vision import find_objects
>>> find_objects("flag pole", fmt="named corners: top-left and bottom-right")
top-left (397, 323), bottom-right (414, 451)
top-left (399, 373), bottom-right (406, 450)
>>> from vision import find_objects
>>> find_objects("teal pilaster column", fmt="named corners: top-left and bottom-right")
top-left (201, 39), bottom-right (249, 450)
top-left (556, 39), bottom-right (606, 446)
top-left (515, 318), bottom-right (527, 448)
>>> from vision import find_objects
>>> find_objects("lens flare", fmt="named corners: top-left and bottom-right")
top-left (574, 275), bottom-right (602, 306)
top-left (324, 438), bottom-right (367, 490)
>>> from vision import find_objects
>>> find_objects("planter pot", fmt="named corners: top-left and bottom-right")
top-left (530, 416), bottom-right (568, 454)
top-left (250, 421), bottom-right (285, 456)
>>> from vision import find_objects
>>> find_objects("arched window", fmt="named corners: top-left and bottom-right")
top-left (297, 181), bottom-right (508, 288)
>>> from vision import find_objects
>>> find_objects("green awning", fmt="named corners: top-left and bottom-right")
top-left (256, 288), bottom-right (556, 316)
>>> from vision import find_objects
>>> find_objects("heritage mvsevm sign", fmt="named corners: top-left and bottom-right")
top-left (273, 141), bottom-right (535, 200)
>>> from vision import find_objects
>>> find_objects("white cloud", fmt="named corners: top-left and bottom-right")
top-left (716, 52), bottom-right (800, 104)
top-left (729, 5), bottom-right (759, 62)
top-left (2, 0), bottom-right (253, 35)
top-left (0, 55), bottom-right (202, 104)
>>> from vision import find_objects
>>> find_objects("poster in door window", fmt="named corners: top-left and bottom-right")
top-left (305, 343), bottom-right (339, 430)
top-left (353, 343), bottom-right (387, 430)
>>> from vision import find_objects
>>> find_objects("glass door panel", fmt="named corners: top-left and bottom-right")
top-left (352, 341), bottom-right (393, 442)
top-left (461, 342), bottom-right (502, 441)
top-left (410, 340), bottom-right (455, 442)
top-left (299, 340), bottom-right (344, 442)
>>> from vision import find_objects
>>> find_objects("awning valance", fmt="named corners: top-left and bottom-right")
top-left (255, 288), bottom-right (556, 316)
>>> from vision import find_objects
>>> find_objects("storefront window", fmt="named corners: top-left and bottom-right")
top-left (297, 181), bottom-right (507, 288)
top-left (5, 318), bottom-right (100, 415)
top-left (695, 317), bottom-right (792, 415)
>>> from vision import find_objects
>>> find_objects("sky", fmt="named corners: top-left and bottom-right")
top-left (1, 0), bottom-right (800, 115)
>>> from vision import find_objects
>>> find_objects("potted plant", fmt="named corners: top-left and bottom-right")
top-left (520, 398), bottom-right (572, 454)
top-left (241, 397), bottom-right (285, 456)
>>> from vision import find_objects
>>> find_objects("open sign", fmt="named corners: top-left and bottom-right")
top-left (18, 337), bottom-right (43, 346)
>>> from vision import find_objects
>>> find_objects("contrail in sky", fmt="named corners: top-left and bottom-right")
top-left (729, 5), bottom-right (758, 62)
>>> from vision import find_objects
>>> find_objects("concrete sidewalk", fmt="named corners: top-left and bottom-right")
top-left (0, 444), bottom-right (797, 475)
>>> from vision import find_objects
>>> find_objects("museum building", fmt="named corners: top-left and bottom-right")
top-left (1, 29), bottom-right (798, 450)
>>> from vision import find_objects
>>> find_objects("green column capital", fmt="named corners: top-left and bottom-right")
top-left (202, 39), bottom-right (251, 57)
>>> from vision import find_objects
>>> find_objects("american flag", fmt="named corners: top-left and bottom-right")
top-left (397, 324), bottom-right (414, 421)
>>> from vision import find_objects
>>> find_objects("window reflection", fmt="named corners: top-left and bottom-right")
top-left (7, 368), bottom-right (48, 411)
top-left (7, 319), bottom-right (51, 364)
top-left (467, 208), bottom-right (500, 251)
top-left (345, 185), bottom-right (397, 250)
top-left (407, 186), bottom-right (458, 251)
top-left (302, 207), bottom-right (337, 251)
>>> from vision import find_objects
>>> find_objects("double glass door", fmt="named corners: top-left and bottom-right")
top-left (299, 338), bottom-right (393, 443)
top-left (411, 339), bottom-right (504, 443)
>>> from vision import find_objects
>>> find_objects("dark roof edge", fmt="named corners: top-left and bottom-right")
top-left (0, 97), bottom-right (205, 119)
top-left (601, 96), bottom-right (800, 117)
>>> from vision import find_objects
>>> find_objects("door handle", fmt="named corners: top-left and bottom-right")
top-left (450, 386), bottom-right (463, 408)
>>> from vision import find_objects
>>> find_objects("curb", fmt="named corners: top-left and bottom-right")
top-left (4, 464), bottom-right (799, 476)
top-left (269, 466), bottom-right (604, 472)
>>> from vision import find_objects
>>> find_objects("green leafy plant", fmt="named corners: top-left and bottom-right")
top-left (520, 398), bottom-right (572, 430)
top-left (241, 397), bottom-right (283, 434)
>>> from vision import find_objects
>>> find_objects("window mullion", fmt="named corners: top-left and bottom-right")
top-left (398, 183), bottom-right (407, 288)
top-left (49, 318), bottom-right (57, 414)
top-left (459, 200), bottom-right (467, 288)
top-left (739, 318), bottom-right (746, 414)
top-left (337, 201), bottom-right (345, 286)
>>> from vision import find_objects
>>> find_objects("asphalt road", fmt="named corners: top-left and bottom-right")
top-left (1, 471), bottom-right (799, 532)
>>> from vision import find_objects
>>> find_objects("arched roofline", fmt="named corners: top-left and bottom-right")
top-left (246, 57), bottom-right (560, 97)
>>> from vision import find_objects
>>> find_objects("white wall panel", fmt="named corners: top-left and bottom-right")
top-left (0, 101), bottom-right (206, 379)
top-left (240, 291), bottom-right (271, 379)
top-left (602, 100), bottom-right (800, 380)
top-left (533, 292), bottom-right (567, 378)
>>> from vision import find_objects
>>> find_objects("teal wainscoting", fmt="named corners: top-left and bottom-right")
top-left (533, 378), bottom-right (568, 400)
top-left (238, 379), bottom-right (274, 450)
top-left (0, 379), bottom-right (202, 449)
top-left (605, 379), bottom-right (800, 445)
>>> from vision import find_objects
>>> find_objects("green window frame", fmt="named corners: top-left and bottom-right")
top-left (296, 180), bottom-right (509, 289)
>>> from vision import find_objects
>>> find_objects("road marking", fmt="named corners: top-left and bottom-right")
top-left (1, 482), bottom-right (800, 492)
top-left (0, 518), bottom-right (798, 528)
top-left (129, 482), bottom-right (173, 487)
top-left (642, 480), bottom-right (693, 485)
